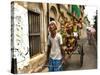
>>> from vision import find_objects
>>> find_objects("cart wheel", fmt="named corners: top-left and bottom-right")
top-left (79, 44), bottom-right (84, 67)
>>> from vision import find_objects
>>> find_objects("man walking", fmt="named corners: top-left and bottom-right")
top-left (46, 21), bottom-right (65, 72)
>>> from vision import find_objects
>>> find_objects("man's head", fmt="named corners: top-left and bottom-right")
top-left (73, 19), bottom-right (77, 25)
top-left (66, 22), bottom-right (72, 33)
top-left (49, 21), bottom-right (57, 34)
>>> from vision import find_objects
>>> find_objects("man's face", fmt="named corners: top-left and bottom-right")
top-left (73, 19), bottom-right (77, 25)
top-left (49, 23), bottom-right (56, 34)
top-left (66, 25), bottom-right (72, 33)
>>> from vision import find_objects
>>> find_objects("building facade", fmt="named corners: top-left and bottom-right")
top-left (11, 1), bottom-right (85, 73)
top-left (11, 1), bottom-right (48, 73)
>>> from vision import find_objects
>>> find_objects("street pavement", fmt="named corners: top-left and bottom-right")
top-left (41, 37), bottom-right (97, 72)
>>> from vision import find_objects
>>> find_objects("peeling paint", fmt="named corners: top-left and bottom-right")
top-left (11, 3), bottom-right (30, 70)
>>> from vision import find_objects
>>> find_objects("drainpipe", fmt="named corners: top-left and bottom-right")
top-left (11, 2), bottom-right (17, 74)
top-left (47, 3), bottom-right (49, 36)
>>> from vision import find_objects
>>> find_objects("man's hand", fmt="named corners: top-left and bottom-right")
top-left (41, 59), bottom-right (49, 70)
top-left (62, 56), bottom-right (66, 64)
top-left (45, 59), bottom-right (49, 66)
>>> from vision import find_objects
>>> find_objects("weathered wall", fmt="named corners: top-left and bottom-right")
top-left (11, 2), bottom-right (47, 73)
top-left (49, 4), bottom-right (61, 31)
top-left (11, 3), bottom-right (30, 73)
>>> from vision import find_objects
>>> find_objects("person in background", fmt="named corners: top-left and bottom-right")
top-left (72, 18), bottom-right (83, 45)
top-left (86, 26), bottom-right (96, 45)
top-left (86, 27), bottom-right (92, 45)
top-left (65, 23), bottom-right (75, 54)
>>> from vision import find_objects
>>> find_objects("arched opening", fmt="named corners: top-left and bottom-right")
top-left (50, 6), bottom-right (57, 21)
top-left (50, 17), bottom-right (55, 21)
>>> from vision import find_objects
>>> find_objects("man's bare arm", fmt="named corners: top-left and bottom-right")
top-left (46, 45), bottom-right (51, 63)
top-left (60, 45), bottom-right (65, 59)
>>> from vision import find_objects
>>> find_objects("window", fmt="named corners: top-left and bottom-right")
top-left (28, 10), bottom-right (41, 58)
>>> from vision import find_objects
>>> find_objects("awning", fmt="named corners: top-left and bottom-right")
top-left (71, 5), bottom-right (81, 18)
